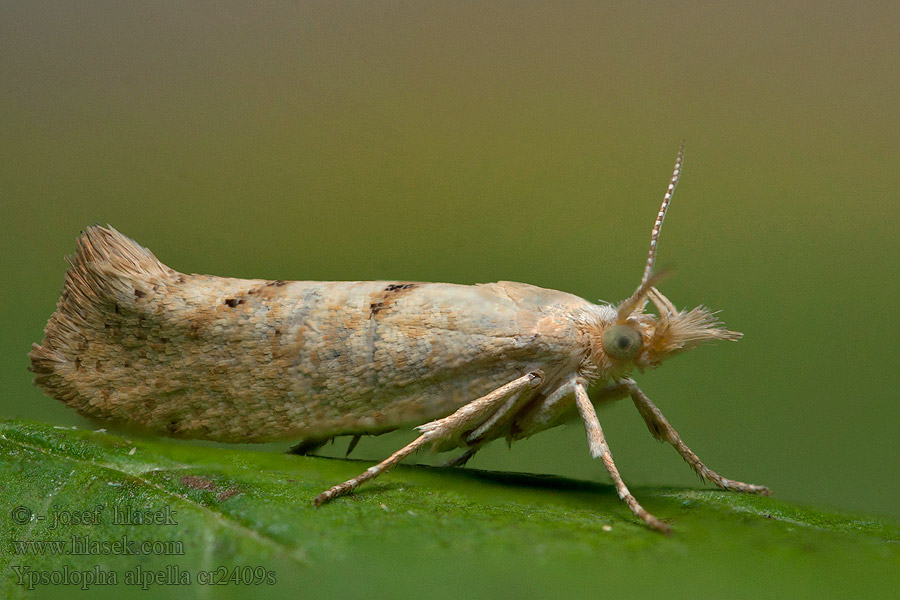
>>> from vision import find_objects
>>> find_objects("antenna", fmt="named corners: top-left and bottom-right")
top-left (616, 143), bottom-right (684, 321)
top-left (641, 142), bottom-right (685, 286)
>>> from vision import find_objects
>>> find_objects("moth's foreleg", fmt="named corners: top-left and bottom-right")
top-left (313, 372), bottom-right (544, 506)
top-left (574, 380), bottom-right (671, 534)
top-left (623, 378), bottom-right (770, 495)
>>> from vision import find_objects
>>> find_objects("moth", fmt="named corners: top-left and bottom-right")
top-left (30, 146), bottom-right (768, 533)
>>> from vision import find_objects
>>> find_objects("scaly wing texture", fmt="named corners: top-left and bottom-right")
top-left (30, 227), bottom-right (590, 443)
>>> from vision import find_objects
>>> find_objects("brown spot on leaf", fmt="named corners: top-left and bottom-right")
top-left (216, 488), bottom-right (242, 502)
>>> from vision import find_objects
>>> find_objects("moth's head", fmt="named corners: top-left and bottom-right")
top-left (587, 274), bottom-right (741, 379)
top-left (584, 143), bottom-right (741, 379)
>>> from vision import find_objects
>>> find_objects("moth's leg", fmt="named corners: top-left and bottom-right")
top-left (464, 380), bottom-right (540, 445)
top-left (441, 448), bottom-right (479, 468)
top-left (510, 377), bottom-right (636, 442)
top-left (429, 381), bottom-right (538, 455)
top-left (313, 372), bottom-right (543, 506)
top-left (574, 379), bottom-right (671, 534)
top-left (345, 435), bottom-right (363, 457)
top-left (287, 437), bottom-right (331, 456)
top-left (450, 376), bottom-right (562, 467)
top-left (429, 376), bottom-right (543, 457)
top-left (622, 378), bottom-right (770, 495)
top-left (507, 379), bottom-right (578, 441)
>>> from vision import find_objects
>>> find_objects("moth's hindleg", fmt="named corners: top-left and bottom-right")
top-left (574, 380), bottom-right (671, 534)
top-left (313, 372), bottom-right (543, 506)
top-left (624, 378), bottom-right (770, 495)
top-left (287, 437), bottom-right (331, 455)
top-left (441, 447), bottom-right (479, 468)
top-left (345, 435), bottom-right (362, 457)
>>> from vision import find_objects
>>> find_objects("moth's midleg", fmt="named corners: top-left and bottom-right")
top-left (440, 383), bottom-right (538, 465)
top-left (625, 380), bottom-right (770, 495)
top-left (574, 380), bottom-right (671, 534)
top-left (465, 385), bottom-right (537, 445)
top-left (312, 432), bottom-right (432, 506)
top-left (417, 372), bottom-right (543, 440)
top-left (313, 372), bottom-right (543, 506)
top-left (435, 388), bottom-right (531, 464)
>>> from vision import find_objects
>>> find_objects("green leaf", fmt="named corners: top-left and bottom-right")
top-left (1, 420), bottom-right (897, 600)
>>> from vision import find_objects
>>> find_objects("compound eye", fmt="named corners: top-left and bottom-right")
top-left (601, 324), bottom-right (643, 361)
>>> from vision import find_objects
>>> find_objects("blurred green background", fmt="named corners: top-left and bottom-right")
top-left (1, 0), bottom-right (897, 533)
